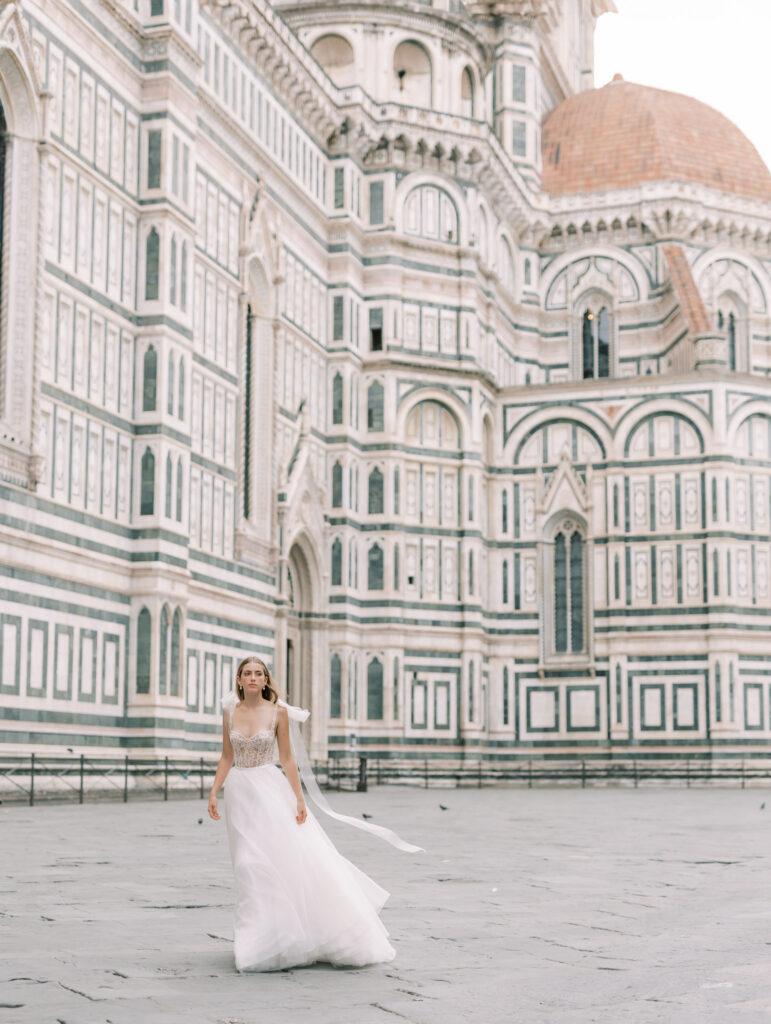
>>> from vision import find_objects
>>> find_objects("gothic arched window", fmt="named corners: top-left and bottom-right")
top-left (171, 607), bottom-right (181, 696)
top-left (136, 607), bottom-right (152, 694)
top-left (551, 517), bottom-right (586, 656)
top-left (331, 461), bottom-right (343, 508)
top-left (165, 452), bottom-right (173, 517)
top-left (178, 358), bottom-right (185, 419)
top-left (332, 372), bottom-right (343, 425)
top-left (367, 544), bottom-right (384, 590)
top-left (330, 653), bottom-right (342, 718)
top-left (143, 345), bottom-right (157, 411)
top-left (159, 604), bottom-right (169, 695)
top-left (170, 235), bottom-right (177, 305)
top-left (175, 458), bottom-right (183, 521)
top-left (367, 380), bottom-right (384, 431)
top-left (180, 242), bottom-right (188, 311)
top-left (367, 658), bottom-right (384, 720)
top-left (331, 537), bottom-right (342, 586)
top-left (716, 297), bottom-right (745, 372)
top-left (140, 447), bottom-right (155, 515)
top-left (368, 467), bottom-right (384, 514)
top-left (167, 352), bottom-right (175, 415)
top-left (145, 227), bottom-right (160, 300)
top-left (581, 306), bottom-right (610, 380)
top-left (461, 66), bottom-right (474, 118)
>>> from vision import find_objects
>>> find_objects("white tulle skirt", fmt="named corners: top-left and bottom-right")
top-left (223, 763), bottom-right (396, 971)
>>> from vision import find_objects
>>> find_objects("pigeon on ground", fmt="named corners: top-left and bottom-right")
top-left (439, 804), bottom-right (448, 810)
top-left (362, 813), bottom-right (373, 819)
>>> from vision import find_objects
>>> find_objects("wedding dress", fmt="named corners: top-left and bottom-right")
top-left (222, 696), bottom-right (419, 972)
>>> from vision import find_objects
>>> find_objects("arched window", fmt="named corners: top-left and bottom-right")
top-left (310, 34), bottom-right (356, 88)
top-left (145, 227), bottom-right (160, 300)
top-left (331, 537), bottom-right (342, 586)
top-left (143, 345), bottom-right (157, 411)
top-left (159, 604), bottom-right (169, 695)
top-left (330, 653), bottom-right (342, 718)
top-left (167, 352), bottom-right (175, 415)
top-left (502, 666), bottom-right (509, 725)
top-left (404, 185), bottom-right (458, 244)
top-left (468, 661), bottom-right (474, 721)
top-left (551, 517), bottom-right (586, 656)
top-left (502, 559), bottom-right (509, 605)
top-left (367, 380), bottom-right (384, 431)
top-left (368, 544), bottom-right (384, 590)
top-left (136, 607), bottom-right (151, 694)
top-left (524, 258), bottom-right (532, 286)
top-left (140, 447), bottom-right (155, 515)
top-left (170, 235), bottom-right (177, 305)
top-left (461, 66), bottom-right (474, 118)
top-left (368, 467), bottom-right (384, 514)
top-left (171, 607), bottom-right (181, 696)
top-left (581, 305), bottom-right (610, 380)
top-left (367, 658), bottom-right (384, 719)
top-left (175, 458), bottom-right (183, 521)
top-left (332, 372), bottom-right (343, 425)
top-left (393, 40), bottom-right (432, 107)
top-left (178, 357), bottom-right (185, 419)
top-left (468, 550), bottom-right (474, 595)
top-left (331, 461), bottom-right (343, 508)
top-left (502, 490), bottom-right (508, 533)
top-left (180, 242), bottom-right (188, 311)
top-left (165, 452), bottom-right (173, 517)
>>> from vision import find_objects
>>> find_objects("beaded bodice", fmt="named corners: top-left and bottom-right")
top-left (229, 703), bottom-right (278, 768)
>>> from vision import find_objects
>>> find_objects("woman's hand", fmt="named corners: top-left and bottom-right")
top-left (296, 800), bottom-right (307, 825)
top-left (208, 791), bottom-right (220, 821)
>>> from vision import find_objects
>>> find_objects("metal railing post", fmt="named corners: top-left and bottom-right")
top-left (30, 752), bottom-right (35, 806)
top-left (164, 756), bottom-right (169, 801)
top-left (124, 755), bottom-right (129, 803)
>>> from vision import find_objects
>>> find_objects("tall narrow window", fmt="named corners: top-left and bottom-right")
top-left (332, 462), bottom-right (343, 508)
top-left (145, 227), bottom-right (160, 300)
top-left (461, 67), bottom-right (474, 118)
top-left (367, 658), bottom-right (384, 719)
top-left (368, 467), bottom-right (384, 514)
top-left (141, 448), bottom-right (156, 515)
top-left (502, 666), bottom-right (510, 725)
top-left (147, 130), bottom-right (162, 188)
top-left (727, 312), bottom-right (736, 371)
top-left (150, 0), bottom-right (164, 16)
top-left (582, 307), bottom-right (610, 379)
top-left (369, 307), bottom-right (383, 351)
top-left (178, 358), bottom-right (185, 419)
top-left (369, 181), bottom-right (384, 225)
top-left (171, 608), bottom-right (181, 696)
top-left (159, 604), bottom-right (169, 696)
top-left (165, 453), bottom-right (173, 517)
top-left (367, 380), bottom-right (384, 431)
top-left (332, 295), bottom-right (344, 341)
top-left (332, 372), bottom-right (343, 425)
top-left (512, 121), bottom-right (526, 157)
top-left (334, 166), bottom-right (344, 209)
top-left (502, 490), bottom-right (509, 533)
top-left (468, 662), bottom-right (475, 722)
top-left (180, 242), bottom-right (188, 311)
top-left (394, 467), bottom-right (400, 515)
top-left (175, 458), bottom-right (183, 521)
top-left (502, 560), bottom-right (509, 605)
top-left (331, 538), bottom-right (342, 586)
top-left (136, 607), bottom-right (152, 694)
top-left (553, 522), bottom-right (585, 655)
top-left (143, 345), bottom-right (157, 411)
top-left (167, 352), bottom-right (175, 415)
top-left (330, 654), bottom-right (342, 718)
top-left (512, 65), bottom-right (526, 103)
top-left (368, 544), bottom-right (384, 590)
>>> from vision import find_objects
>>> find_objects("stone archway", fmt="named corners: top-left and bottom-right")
top-left (279, 533), bottom-right (328, 759)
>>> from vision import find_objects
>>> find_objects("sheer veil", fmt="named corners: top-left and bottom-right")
top-left (222, 691), bottom-right (423, 853)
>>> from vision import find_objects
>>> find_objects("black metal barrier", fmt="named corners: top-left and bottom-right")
top-left (1, 753), bottom-right (770, 805)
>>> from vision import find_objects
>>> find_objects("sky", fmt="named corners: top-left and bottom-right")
top-left (594, 0), bottom-right (771, 173)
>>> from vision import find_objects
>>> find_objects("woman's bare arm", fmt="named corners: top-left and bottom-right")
top-left (276, 707), bottom-right (307, 825)
top-left (207, 713), bottom-right (234, 821)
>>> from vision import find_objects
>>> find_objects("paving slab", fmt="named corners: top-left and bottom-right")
top-left (1, 786), bottom-right (770, 1024)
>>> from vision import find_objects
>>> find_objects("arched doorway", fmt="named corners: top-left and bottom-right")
top-left (281, 535), bottom-right (328, 759)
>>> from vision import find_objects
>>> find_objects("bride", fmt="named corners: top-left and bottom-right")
top-left (207, 656), bottom-right (420, 972)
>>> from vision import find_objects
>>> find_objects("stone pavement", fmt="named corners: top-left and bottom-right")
top-left (2, 785), bottom-right (771, 1024)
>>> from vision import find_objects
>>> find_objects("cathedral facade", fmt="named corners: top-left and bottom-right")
top-left (0, 0), bottom-right (770, 761)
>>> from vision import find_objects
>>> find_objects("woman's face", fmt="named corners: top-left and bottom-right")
top-left (239, 661), bottom-right (266, 694)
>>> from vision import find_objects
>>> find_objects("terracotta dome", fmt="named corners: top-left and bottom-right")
top-left (542, 77), bottom-right (771, 202)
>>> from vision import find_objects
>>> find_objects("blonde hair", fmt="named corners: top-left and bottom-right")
top-left (235, 656), bottom-right (279, 704)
